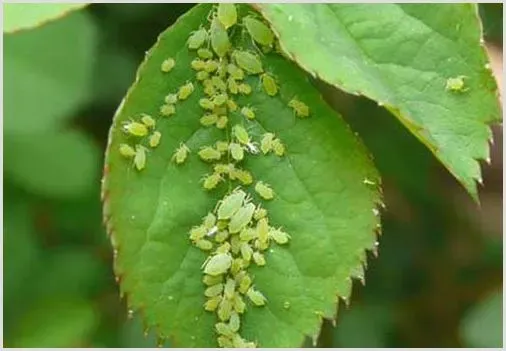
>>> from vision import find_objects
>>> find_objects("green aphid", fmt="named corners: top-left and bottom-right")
top-left (214, 230), bottom-right (229, 243)
top-left (217, 189), bottom-right (247, 220)
top-left (230, 234), bottom-right (242, 255)
top-left (288, 98), bottom-right (310, 118)
top-left (213, 105), bottom-right (227, 116)
top-left (191, 58), bottom-right (206, 71)
top-left (196, 70), bottom-right (209, 81)
top-left (203, 274), bottom-right (223, 286)
top-left (239, 227), bottom-right (257, 242)
top-left (232, 169), bottom-right (253, 185)
top-left (217, 297), bottom-right (233, 321)
top-left (204, 283), bottom-right (224, 297)
top-left (199, 98), bottom-right (215, 110)
top-left (272, 138), bottom-right (285, 156)
top-left (217, 3), bottom-right (237, 29)
top-left (227, 98), bottom-right (238, 111)
top-left (119, 143), bottom-right (136, 158)
top-left (149, 131), bottom-right (162, 148)
top-left (243, 16), bottom-right (274, 47)
top-left (198, 146), bottom-right (222, 161)
top-left (229, 142), bottom-right (244, 161)
top-left (261, 73), bottom-right (278, 96)
top-left (215, 322), bottom-right (233, 337)
top-left (260, 133), bottom-right (275, 154)
top-left (446, 75), bottom-right (468, 92)
top-left (164, 93), bottom-right (178, 104)
top-left (256, 218), bottom-right (269, 243)
top-left (178, 82), bottom-right (194, 100)
top-left (213, 163), bottom-right (229, 175)
top-left (171, 143), bottom-right (190, 164)
top-left (233, 125), bottom-right (251, 145)
top-left (200, 113), bottom-right (218, 127)
top-left (230, 257), bottom-right (243, 276)
top-left (233, 293), bottom-right (246, 314)
top-left (255, 181), bottom-right (275, 200)
top-left (197, 47), bottom-right (213, 59)
top-left (252, 251), bottom-right (266, 266)
top-left (213, 93), bottom-right (228, 106)
top-left (283, 301), bottom-right (291, 309)
top-left (246, 287), bottom-right (267, 306)
top-left (123, 121), bottom-right (148, 137)
top-left (203, 82), bottom-right (217, 97)
top-left (229, 203), bottom-right (256, 234)
top-left (227, 78), bottom-right (239, 95)
top-left (228, 312), bottom-right (240, 332)
top-left (203, 253), bottom-right (233, 276)
top-left (141, 114), bottom-right (156, 128)
top-left (187, 28), bottom-right (208, 50)
top-left (269, 228), bottom-right (291, 244)
top-left (211, 75), bottom-right (227, 91)
top-left (240, 106), bottom-right (255, 120)
top-left (216, 115), bottom-right (228, 129)
top-left (204, 295), bottom-right (222, 312)
top-left (196, 239), bottom-right (213, 251)
top-left (254, 238), bottom-right (270, 251)
top-left (240, 242), bottom-right (253, 262)
top-left (253, 206), bottom-right (267, 220)
top-left (237, 83), bottom-right (252, 95)
top-left (160, 57), bottom-right (175, 73)
top-left (203, 212), bottom-right (217, 230)
top-left (215, 141), bottom-right (229, 153)
top-left (224, 278), bottom-right (236, 299)
top-left (238, 274), bottom-right (252, 294)
top-left (160, 104), bottom-right (176, 117)
top-left (203, 172), bottom-right (223, 190)
top-left (217, 336), bottom-right (234, 348)
top-left (204, 59), bottom-right (219, 73)
top-left (227, 63), bottom-right (245, 80)
top-left (189, 225), bottom-right (207, 241)
top-left (210, 16), bottom-right (230, 58)
top-left (134, 145), bottom-right (147, 171)
top-left (216, 242), bottom-right (231, 254)
top-left (233, 50), bottom-right (263, 74)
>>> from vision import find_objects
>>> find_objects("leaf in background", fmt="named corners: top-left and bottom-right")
top-left (256, 4), bottom-right (501, 201)
top-left (3, 3), bottom-right (88, 33)
top-left (460, 290), bottom-right (502, 347)
top-left (4, 10), bottom-right (96, 134)
top-left (103, 4), bottom-right (381, 347)
top-left (4, 130), bottom-right (100, 199)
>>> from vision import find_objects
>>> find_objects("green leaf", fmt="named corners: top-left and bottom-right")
top-left (103, 4), bottom-right (381, 347)
top-left (3, 3), bottom-right (88, 33)
top-left (4, 10), bottom-right (96, 134)
top-left (4, 130), bottom-right (100, 199)
top-left (256, 4), bottom-right (501, 201)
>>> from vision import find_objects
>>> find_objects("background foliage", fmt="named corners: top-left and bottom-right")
top-left (3, 3), bottom-right (502, 347)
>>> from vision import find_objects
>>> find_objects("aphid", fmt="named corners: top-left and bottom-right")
top-left (187, 28), bottom-right (208, 50)
top-left (272, 138), bottom-right (285, 156)
top-left (204, 59), bottom-right (219, 73)
top-left (230, 235), bottom-right (242, 255)
top-left (233, 50), bottom-right (263, 74)
top-left (215, 322), bottom-right (233, 337)
top-left (227, 78), bottom-right (239, 95)
top-left (224, 279), bottom-right (236, 299)
top-left (191, 58), bottom-right (206, 71)
top-left (230, 257), bottom-right (243, 275)
top-left (233, 293), bottom-right (246, 314)
top-left (203, 274), bottom-right (223, 286)
top-left (213, 93), bottom-right (228, 106)
top-left (134, 145), bottom-right (147, 171)
top-left (171, 143), bottom-right (190, 164)
top-left (203, 253), bottom-right (233, 276)
top-left (288, 98), bottom-right (310, 118)
top-left (229, 203), bottom-right (256, 234)
top-left (178, 82), bottom-right (194, 100)
top-left (254, 238), bottom-right (269, 251)
top-left (203, 82), bottom-right (216, 97)
top-left (123, 121), bottom-right (148, 137)
top-left (199, 98), bottom-right (215, 110)
top-left (261, 73), bottom-right (278, 96)
top-left (140, 114), bottom-right (156, 128)
top-left (238, 274), bottom-right (252, 294)
top-left (196, 239), bottom-right (213, 251)
top-left (213, 105), bottom-right (227, 116)
top-left (246, 287), bottom-right (267, 306)
top-left (203, 173), bottom-right (223, 190)
top-left (217, 189), bottom-right (247, 220)
top-left (149, 131), bottom-right (162, 148)
top-left (229, 143), bottom-right (244, 161)
top-left (214, 230), bottom-right (229, 243)
top-left (200, 113), bottom-right (218, 127)
top-left (256, 218), bottom-right (269, 243)
top-left (240, 242), bottom-right (253, 262)
top-left (217, 3), bottom-right (237, 29)
top-left (198, 146), bottom-right (222, 161)
top-left (270, 228), bottom-right (290, 244)
top-left (217, 336), bottom-right (234, 348)
top-left (216, 242), bottom-right (231, 254)
top-left (255, 181), bottom-right (275, 200)
top-left (119, 143), bottom-right (136, 158)
top-left (239, 227), bottom-right (257, 242)
top-left (160, 104), bottom-right (176, 117)
top-left (227, 98), bottom-right (238, 111)
top-left (216, 115), bottom-right (228, 129)
top-left (446, 75), bottom-right (468, 92)
top-left (260, 133), bottom-right (275, 154)
top-left (240, 106), bottom-right (255, 120)
top-left (252, 251), bottom-right (266, 266)
top-left (164, 93), bottom-right (178, 104)
top-left (197, 48), bottom-right (213, 59)
top-left (228, 312), bottom-right (240, 332)
top-left (243, 16), bottom-right (275, 47)
top-left (227, 64), bottom-right (245, 80)
top-left (284, 301), bottom-right (291, 309)
top-left (161, 57), bottom-right (175, 72)
top-left (210, 17), bottom-right (230, 57)
top-left (196, 70), bottom-right (209, 81)
top-left (203, 212), bottom-right (217, 229)
top-left (233, 125), bottom-right (251, 145)
top-left (217, 298), bottom-right (233, 321)
top-left (189, 225), bottom-right (207, 241)
top-left (237, 83), bottom-right (252, 95)
top-left (232, 169), bottom-right (253, 185)
top-left (253, 206), bottom-right (267, 220)
top-left (215, 141), bottom-right (229, 154)
top-left (211, 75), bottom-right (227, 91)
top-left (204, 295), bottom-right (222, 311)
top-left (204, 283), bottom-right (224, 297)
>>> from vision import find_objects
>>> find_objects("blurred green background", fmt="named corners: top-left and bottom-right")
top-left (3, 4), bottom-right (502, 347)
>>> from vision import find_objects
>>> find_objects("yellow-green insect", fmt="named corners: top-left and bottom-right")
top-left (272, 138), bottom-right (285, 156)
top-left (229, 311), bottom-right (240, 332)
top-left (238, 274), bottom-right (252, 294)
top-left (227, 98), bottom-right (238, 111)
top-left (227, 63), bottom-right (244, 80)
top-left (214, 230), bottom-right (229, 243)
top-left (215, 141), bottom-right (229, 153)
top-left (446, 75), bottom-right (468, 92)
top-left (240, 106), bottom-right (255, 119)
top-left (141, 114), bottom-right (156, 128)
top-left (204, 59), bottom-right (219, 73)
top-left (203, 173), bottom-right (223, 190)
top-left (204, 295), bottom-right (222, 311)
top-left (191, 58), bottom-right (206, 71)
top-left (200, 113), bottom-right (218, 127)
top-left (230, 257), bottom-right (243, 275)
top-left (178, 82), bottom-right (194, 100)
top-left (233, 50), bottom-right (263, 74)
top-left (199, 98), bottom-right (215, 110)
top-left (189, 225), bottom-right (207, 241)
top-left (217, 297), bottom-right (233, 321)
top-left (203, 274), bottom-right (223, 286)
top-left (197, 48), bottom-right (213, 59)
top-left (119, 143), bottom-right (136, 158)
top-left (246, 287), bottom-right (267, 306)
top-left (233, 292), bottom-right (246, 313)
top-left (217, 3), bottom-right (237, 29)
top-left (269, 228), bottom-right (291, 244)
top-left (215, 322), bottom-right (233, 337)
top-left (217, 189), bottom-right (247, 220)
top-left (172, 143), bottom-right (190, 164)
top-left (164, 93), bottom-right (178, 104)
top-left (256, 218), bottom-right (269, 243)
top-left (215, 242), bottom-right (231, 256)
top-left (255, 181), bottom-right (274, 200)
top-left (210, 16), bottom-right (230, 58)
top-left (261, 73), bottom-right (278, 96)
top-left (161, 57), bottom-right (175, 73)
top-left (134, 145), bottom-right (147, 171)
top-left (123, 121), bottom-right (148, 137)
top-left (227, 78), bottom-right (239, 95)
top-left (160, 104), bottom-right (176, 117)
top-left (216, 115), bottom-right (228, 129)
top-left (240, 242), bottom-right (253, 262)
top-left (211, 75), bottom-right (227, 91)
top-left (237, 83), bottom-right (252, 95)
top-left (196, 70), bottom-right (209, 81)
top-left (196, 239), bottom-right (213, 251)
top-left (204, 283), bottom-right (224, 297)
top-left (229, 142), bottom-right (244, 161)
top-left (260, 133), bottom-right (275, 154)
top-left (187, 28), bottom-right (208, 50)
top-left (253, 206), bottom-right (267, 220)
top-left (252, 251), bottom-right (266, 266)
top-left (288, 98), bottom-right (310, 118)
top-left (217, 336), bottom-right (234, 348)
top-left (198, 146), bottom-right (222, 161)
top-left (229, 203), bottom-right (256, 234)
top-left (203, 81), bottom-right (216, 97)
top-left (224, 278), bottom-right (236, 299)
top-left (243, 16), bottom-right (275, 47)
top-left (231, 168), bottom-right (253, 185)
top-left (239, 227), bottom-right (257, 242)
top-left (213, 93), bottom-right (228, 106)
top-left (232, 125), bottom-right (250, 144)
top-left (203, 212), bottom-right (217, 230)
top-left (149, 131), bottom-right (162, 148)
top-left (203, 252), bottom-right (233, 276)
